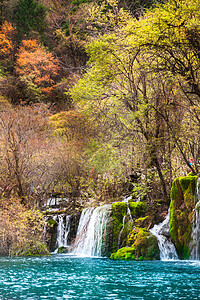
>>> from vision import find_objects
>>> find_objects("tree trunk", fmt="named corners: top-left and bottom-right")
top-left (152, 155), bottom-right (169, 205)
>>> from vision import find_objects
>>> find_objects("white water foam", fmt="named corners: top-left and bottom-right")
top-left (150, 214), bottom-right (178, 261)
top-left (71, 205), bottom-right (111, 257)
top-left (53, 215), bottom-right (71, 253)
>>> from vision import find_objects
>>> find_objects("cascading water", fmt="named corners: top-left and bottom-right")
top-left (190, 177), bottom-right (200, 260)
top-left (118, 196), bottom-right (133, 248)
top-left (150, 214), bottom-right (178, 261)
top-left (71, 204), bottom-right (111, 257)
top-left (117, 214), bottom-right (126, 249)
top-left (123, 195), bottom-right (133, 222)
top-left (54, 215), bottom-right (71, 252)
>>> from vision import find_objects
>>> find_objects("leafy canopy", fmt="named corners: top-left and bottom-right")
top-left (15, 39), bottom-right (60, 97)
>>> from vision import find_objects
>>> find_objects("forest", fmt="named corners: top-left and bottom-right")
top-left (0, 0), bottom-right (199, 256)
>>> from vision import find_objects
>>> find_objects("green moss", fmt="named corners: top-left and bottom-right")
top-left (169, 202), bottom-right (178, 243)
top-left (110, 201), bottom-right (158, 260)
top-left (129, 201), bottom-right (147, 218)
top-left (111, 202), bottom-right (127, 220)
top-left (11, 241), bottom-right (50, 256)
top-left (138, 256), bottom-right (144, 261)
top-left (184, 186), bottom-right (196, 211)
top-left (57, 246), bottom-right (68, 254)
top-left (182, 245), bottom-right (190, 260)
top-left (188, 172), bottom-right (196, 176)
top-left (48, 218), bottom-right (57, 226)
top-left (111, 202), bottom-right (127, 252)
top-left (110, 247), bottom-right (135, 260)
top-left (179, 176), bottom-right (194, 191)
top-left (132, 228), bottom-right (159, 260)
top-left (118, 219), bottom-right (134, 249)
top-left (169, 174), bottom-right (197, 259)
top-left (111, 228), bottom-right (159, 261)
top-left (170, 178), bottom-right (183, 205)
top-left (135, 216), bottom-right (149, 227)
top-left (127, 227), bottom-right (159, 260)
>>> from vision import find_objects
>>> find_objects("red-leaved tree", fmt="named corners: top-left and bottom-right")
top-left (15, 39), bottom-right (60, 101)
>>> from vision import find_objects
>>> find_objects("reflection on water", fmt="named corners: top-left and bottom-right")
top-left (0, 255), bottom-right (199, 299)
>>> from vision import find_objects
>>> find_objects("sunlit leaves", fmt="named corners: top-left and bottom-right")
top-left (123, 0), bottom-right (200, 91)
top-left (49, 110), bottom-right (93, 149)
top-left (15, 39), bottom-right (60, 98)
top-left (0, 197), bottom-right (48, 255)
top-left (0, 21), bottom-right (15, 58)
top-left (69, 0), bottom-right (200, 200)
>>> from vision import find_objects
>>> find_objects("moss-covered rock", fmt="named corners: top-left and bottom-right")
top-left (111, 228), bottom-right (159, 261)
top-left (169, 174), bottom-right (198, 259)
top-left (111, 201), bottom-right (153, 259)
top-left (110, 247), bottom-right (135, 260)
top-left (117, 218), bottom-right (134, 249)
top-left (46, 217), bottom-right (58, 252)
top-left (110, 201), bottom-right (152, 256)
top-left (48, 218), bottom-right (58, 227)
top-left (57, 246), bottom-right (68, 254)
top-left (132, 228), bottom-right (159, 260)
top-left (129, 201), bottom-right (147, 218)
top-left (135, 216), bottom-right (149, 227)
top-left (111, 202), bottom-right (127, 252)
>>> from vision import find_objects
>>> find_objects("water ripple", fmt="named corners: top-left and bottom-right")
top-left (0, 257), bottom-right (199, 299)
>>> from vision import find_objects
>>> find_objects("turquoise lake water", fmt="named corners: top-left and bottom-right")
top-left (0, 255), bottom-right (199, 299)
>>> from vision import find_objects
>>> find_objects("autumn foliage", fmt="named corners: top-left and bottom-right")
top-left (49, 110), bottom-right (92, 147)
top-left (0, 21), bottom-right (16, 58)
top-left (0, 196), bottom-right (49, 256)
top-left (15, 39), bottom-right (60, 95)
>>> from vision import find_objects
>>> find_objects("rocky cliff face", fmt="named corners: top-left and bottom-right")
top-left (169, 173), bottom-right (198, 259)
top-left (110, 201), bottom-right (160, 260)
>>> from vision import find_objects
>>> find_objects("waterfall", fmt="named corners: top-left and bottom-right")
top-left (190, 177), bottom-right (200, 260)
top-left (117, 196), bottom-right (133, 249)
top-left (150, 214), bottom-right (178, 261)
top-left (54, 215), bottom-right (71, 252)
top-left (123, 195), bottom-right (133, 222)
top-left (71, 204), bottom-right (111, 257)
top-left (117, 214), bottom-right (126, 249)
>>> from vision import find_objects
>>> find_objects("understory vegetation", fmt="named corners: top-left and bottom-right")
top-left (0, 0), bottom-right (199, 255)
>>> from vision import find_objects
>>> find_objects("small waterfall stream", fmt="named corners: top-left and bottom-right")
top-left (53, 215), bottom-right (71, 252)
top-left (150, 214), bottom-right (178, 261)
top-left (48, 181), bottom-right (200, 260)
top-left (118, 196), bottom-right (133, 248)
top-left (57, 215), bottom-right (71, 248)
top-left (123, 195), bottom-right (133, 222)
top-left (117, 214), bottom-right (126, 249)
top-left (71, 204), bottom-right (111, 257)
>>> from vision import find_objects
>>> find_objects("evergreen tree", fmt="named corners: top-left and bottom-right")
top-left (14, 0), bottom-right (46, 39)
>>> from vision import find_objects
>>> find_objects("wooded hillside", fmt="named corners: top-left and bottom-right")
top-left (0, 0), bottom-right (200, 254)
